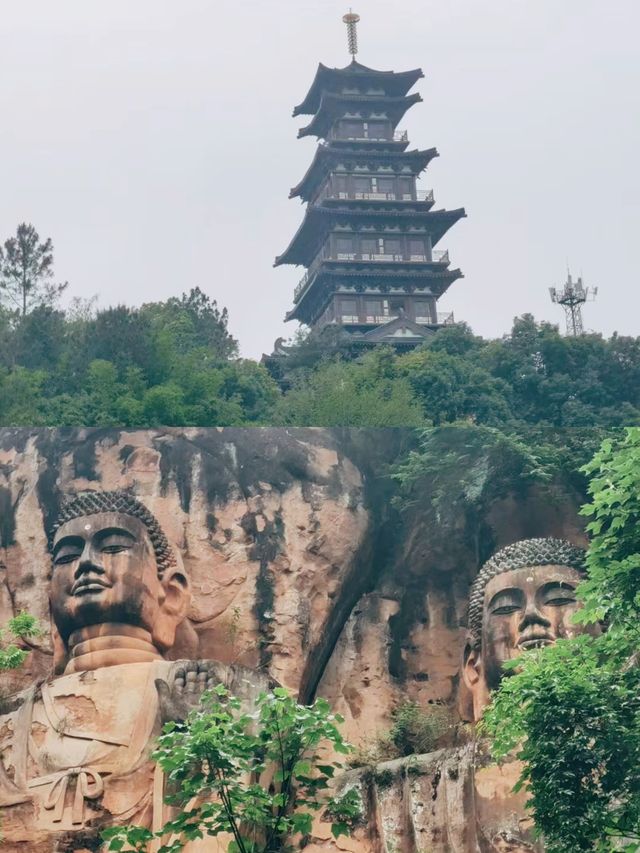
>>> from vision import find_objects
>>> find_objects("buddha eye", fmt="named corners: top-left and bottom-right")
top-left (546, 595), bottom-right (577, 606)
top-left (491, 604), bottom-right (521, 616)
top-left (53, 552), bottom-right (80, 566)
top-left (101, 544), bottom-right (130, 554)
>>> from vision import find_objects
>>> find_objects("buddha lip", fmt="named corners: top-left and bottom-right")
top-left (71, 578), bottom-right (111, 595)
top-left (518, 637), bottom-right (554, 650)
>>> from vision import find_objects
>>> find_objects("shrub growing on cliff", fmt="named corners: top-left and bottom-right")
top-left (0, 612), bottom-right (42, 670)
top-left (103, 685), bottom-right (360, 853)
top-left (482, 428), bottom-right (640, 853)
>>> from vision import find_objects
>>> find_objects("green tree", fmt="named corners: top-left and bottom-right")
top-left (0, 223), bottom-right (67, 316)
top-left (275, 350), bottom-right (424, 427)
top-left (0, 612), bottom-right (43, 670)
top-left (482, 428), bottom-right (640, 853)
top-left (103, 686), bottom-right (360, 853)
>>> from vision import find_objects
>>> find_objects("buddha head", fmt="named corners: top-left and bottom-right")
top-left (49, 490), bottom-right (190, 664)
top-left (463, 537), bottom-right (598, 720)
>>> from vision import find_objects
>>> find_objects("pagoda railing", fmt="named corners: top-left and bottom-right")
top-left (326, 129), bottom-right (408, 143)
top-left (437, 311), bottom-right (455, 325)
top-left (326, 189), bottom-right (434, 202)
top-left (432, 249), bottom-right (450, 264)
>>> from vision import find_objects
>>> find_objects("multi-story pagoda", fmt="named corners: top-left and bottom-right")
top-left (275, 12), bottom-right (466, 349)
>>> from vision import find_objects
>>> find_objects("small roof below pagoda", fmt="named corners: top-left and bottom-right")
top-left (293, 60), bottom-right (424, 117)
top-left (358, 316), bottom-right (437, 343)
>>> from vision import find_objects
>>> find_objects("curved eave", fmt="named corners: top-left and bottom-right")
top-left (275, 206), bottom-right (467, 267)
top-left (289, 146), bottom-right (439, 200)
top-left (293, 62), bottom-right (424, 117)
top-left (298, 92), bottom-right (422, 139)
top-left (286, 267), bottom-right (463, 322)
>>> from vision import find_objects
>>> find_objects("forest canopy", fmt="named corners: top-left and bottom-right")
top-left (1, 223), bottom-right (639, 430)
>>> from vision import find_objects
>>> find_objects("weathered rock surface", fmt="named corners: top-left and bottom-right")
top-left (0, 428), bottom-right (587, 851)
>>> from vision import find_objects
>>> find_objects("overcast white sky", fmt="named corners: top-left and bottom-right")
top-left (1, 1), bottom-right (637, 358)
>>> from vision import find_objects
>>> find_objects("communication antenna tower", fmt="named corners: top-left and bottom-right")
top-left (343, 10), bottom-right (360, 57)
top-left (549, 272), bottom-right (598, 336)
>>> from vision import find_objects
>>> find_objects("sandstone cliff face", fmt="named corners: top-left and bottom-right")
top-left (0, 428), bottom-right (587, 851)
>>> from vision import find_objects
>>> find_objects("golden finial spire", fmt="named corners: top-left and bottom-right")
top-left (342, 10), bottom-right (360, 58)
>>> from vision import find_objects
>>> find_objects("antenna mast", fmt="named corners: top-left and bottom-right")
top-left (549, 272), bottom-right (598, 336)
top-left (342, 10), bottom-right (360, 58)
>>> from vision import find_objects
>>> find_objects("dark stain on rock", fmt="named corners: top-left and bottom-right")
top-left (119, 444), bottom-right (135, 464)
top-left (0, 486), bottom-right (16, 548)
top-left (242, 509), bottom-right (284, 670)
top-left (158, 439), bottom-right (193, 513)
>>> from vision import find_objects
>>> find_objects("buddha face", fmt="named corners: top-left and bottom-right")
top-left (50, 511), bottom-right (189, 651)
top-left (464, 563), bottom-right (599, 720)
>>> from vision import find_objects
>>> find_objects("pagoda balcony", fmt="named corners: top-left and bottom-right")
top-left (326, 129), bottom-right (409, 143)
top-left (325, 189), bottom-right (434, 203)
top-left (437, 311), bottom-right (455, 325)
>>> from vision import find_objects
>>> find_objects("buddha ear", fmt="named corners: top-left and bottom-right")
top-left (462, 639), bottom-right (481, 690)
top-left (153, 567), bottom-right (191, 653)
top-left (160, 567), bottom-right (191, 623)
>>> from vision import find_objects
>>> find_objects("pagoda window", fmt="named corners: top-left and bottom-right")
top-left (335, 236), bottom-right (355, 259)
top-left (339, 298), bottom-right (359, 323)
top-left (383, 238), bottom-right (403, 259)
top-left (414, 300), bottom-right (434, 323)
top-left (376, 177), bottom-right (395, 198)
top-left (365, 299), bottom-right (384, 323)
top-left (366, 120), bottom-right (390, 140)
top-left (360, 238), bottom-right (377, 259)
top-left (333, 175), bottom-right (349, 198)
top-left (387, 296), bottom-right (406, 318)
top-left (339, 120), bottom-right (365, 140)
top-left (409, 238), bottom-right (427, 261)
top-left (398, 177), bottom-right (414, 200)
top-left (353, 176), bottom-right (372, 197)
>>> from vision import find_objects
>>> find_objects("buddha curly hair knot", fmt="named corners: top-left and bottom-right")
top-left (467, 537), bottom-right (586, 649)
top-left (51, 490), bottom-right (176, 577)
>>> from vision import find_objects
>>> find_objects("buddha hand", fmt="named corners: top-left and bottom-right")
top-left (155, 660), bottom-right (219, 724)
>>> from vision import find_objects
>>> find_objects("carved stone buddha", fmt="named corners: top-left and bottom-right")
top-left (308, 538), bottom-right (599, 853)
top-left (460, 537), bottom-right (600, 852)
top-left (462, 536), bottom-right (598, 721)
top-left (0, 490), bottom-right (268, 851)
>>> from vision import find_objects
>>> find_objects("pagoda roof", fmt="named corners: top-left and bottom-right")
top-left (287, 267), bottom-right (463, 322)
top-left (275, 206), bottom-right (467, 267)
top-left (290, 146), bottom-right (439, 201)
top-left (299, 92), bottom-right (422, 139)
top-left (293, 61), bottom-right (424, 117)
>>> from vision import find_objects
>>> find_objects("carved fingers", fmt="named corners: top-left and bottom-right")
top-left (155, 660), bottom-right (220, 724)
top-left (173, 660), bottom-right (218, 696)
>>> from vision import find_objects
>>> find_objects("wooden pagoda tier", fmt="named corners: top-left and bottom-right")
top-left (290, 146), bottom-right (440, 202)
top-left (293, 61), bottom-right (424, 116)
top-left (276, 56), bottom-right (466, 348)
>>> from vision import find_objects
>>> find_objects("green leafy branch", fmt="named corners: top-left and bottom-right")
top-left (103, 685), bottom-right (360, 853)
top-left (0, 612), bottom-right (43, 671)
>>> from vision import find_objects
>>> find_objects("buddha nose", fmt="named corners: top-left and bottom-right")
top-left (518, 599), bottom-right (551, 632)
top-left (75, 542), bottom-right (105, 577)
